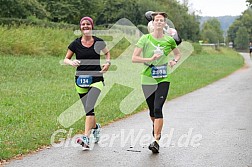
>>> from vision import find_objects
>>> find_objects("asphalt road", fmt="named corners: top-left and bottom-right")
top-left (4, 53), bottom-right (252, 167)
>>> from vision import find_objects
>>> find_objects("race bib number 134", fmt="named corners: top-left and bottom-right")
top-left (76, 75), bottom-right (93, 87)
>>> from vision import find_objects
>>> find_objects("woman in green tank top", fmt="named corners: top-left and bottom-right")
top-left (132, 12), bottom-right (181, 153)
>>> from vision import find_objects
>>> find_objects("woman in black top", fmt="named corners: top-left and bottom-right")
top-left (64, 16), bottom-right (111, 150)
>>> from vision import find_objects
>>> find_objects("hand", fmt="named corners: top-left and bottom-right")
top-left (151, 54), bottom-right (161, 61)
top-left (100, 63), bottom-right (110, 73)
top-left (70, 60), bottom-right (80, 67)
top-left (169, 60), bottom-right (177, 68)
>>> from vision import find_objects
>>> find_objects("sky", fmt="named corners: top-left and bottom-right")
top-left (179, 0), bottom-right (249, 17)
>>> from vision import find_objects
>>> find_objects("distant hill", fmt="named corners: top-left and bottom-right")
top-left (199, 16), bottom-right (239, 33)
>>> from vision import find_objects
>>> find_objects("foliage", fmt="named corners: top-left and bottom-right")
top-left (0, 25), bottom-right (132, 58)
top-left (0, 0), bottom-right (200, 42)
top-left (38, 0), bottom-right (104, 24)
top-left (159, 0), bottom-right (200, 41)
top-left (96, 0), bottom-right (142, 26)
top-left (3, 0), bottom-right (252, 45)
top-left (0, 0), bottom-right (48, 19)
top-left (228, 8), bottom-right (252, 48)
top-left (199, 16), bottom-right (239, 33)
top-left (200, 18), bottom-right (224, 43)
top-left (234, 27), bottom-right (249, 49)
top-left (246, 0), bottom-right (252, 7)
top-left (0, 25), bottom-right (76, 56)
top-left (137, 24), bottom-right (148, 34)
top-left (192, 42), bottom-right (202, 54)
top-left (0, 18), bottom-right (77, 29)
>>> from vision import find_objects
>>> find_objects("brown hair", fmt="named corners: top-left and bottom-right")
top-left (151, 12), bottom-right (168, 21)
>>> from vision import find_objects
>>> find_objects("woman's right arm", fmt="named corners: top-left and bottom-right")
top-left (64, 49), bottom-right (80, 67)
top-left (132, 47), bottom-right (160, 63)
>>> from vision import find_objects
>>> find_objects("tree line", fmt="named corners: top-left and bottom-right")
top-left (0, 0), bottom-right (251, 49)
top-left (0, 0), bottom-right (200, 42)
top-left (228, 8), bottom-right (252, 50)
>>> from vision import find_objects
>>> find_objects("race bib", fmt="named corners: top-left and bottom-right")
top-left (151, 65), bottom-right (167, 78)
top-left (76, 75), bottom-right (93, 88)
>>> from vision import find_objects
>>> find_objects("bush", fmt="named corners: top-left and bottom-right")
top-left (0, 24), bottom-right (132, 58)
top-left (137, 24), bottom-right (148, 34)
top-left (0, 25), bottom-right (76, 56)
top-left (0, 17), bottom-right (78, 30)
top-left (192, 43), bottom-right (202, 54)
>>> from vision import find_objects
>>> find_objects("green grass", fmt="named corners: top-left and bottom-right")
top-left (0, 55), bottom-right (77, 159)
top-left (0, 25), bottom-right (75, 57)
top-left (169, 48), bottom-right (244, 98)
top-left (0, 25), bottom-right (132, 58)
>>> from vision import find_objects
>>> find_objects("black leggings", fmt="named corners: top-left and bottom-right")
top-left (142, 82), bottom-right (170, 118)
top-left (79, 87), bottom-right (101, 116)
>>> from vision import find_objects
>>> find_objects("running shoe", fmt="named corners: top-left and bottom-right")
top-left (77, 135), bottom-right (90, 151)
top-left (92, 123), bottom-right (101, 143)
top-left (148, 141), bottom-right (159, 153)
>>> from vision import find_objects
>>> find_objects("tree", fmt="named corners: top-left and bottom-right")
top-left (240, 9), bottom-right (252, 41)
top-left (227, 20), bottom-right (241, 46)
top-left (0, 0), bottom-right (201, 42)
top-left (37, 0), bottom-right (104, 24)
top-left (201, 18), bottom-right (224, 43)
top-left (0, 0), bottom-right (48, 19)
top-left (96, 0), bottom-right (142, 26)
top-left (228, 8), bottom-right (252, 48)
top-left (246, 0), bottom-right (252, 7)
top-left (234, 27), bottom-right (249, 49)
top-left (153, 0), bottom-right (200, 41)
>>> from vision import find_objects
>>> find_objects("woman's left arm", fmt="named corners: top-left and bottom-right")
top-left (169, 47), bottom-right (181, 67)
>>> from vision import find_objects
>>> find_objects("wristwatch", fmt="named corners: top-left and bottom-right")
top-left (106, 61), bottom-right (111, 65)
top-left (173, 59), bottom-right (178, 63)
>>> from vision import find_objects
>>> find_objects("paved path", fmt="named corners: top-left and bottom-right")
top-left (5, 53), bottom-right (252, 167)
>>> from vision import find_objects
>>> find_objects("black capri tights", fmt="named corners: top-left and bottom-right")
top-left (142, 82), bottom-right (170, 119)
top-left (79, 87), bottom-right (101, 116)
